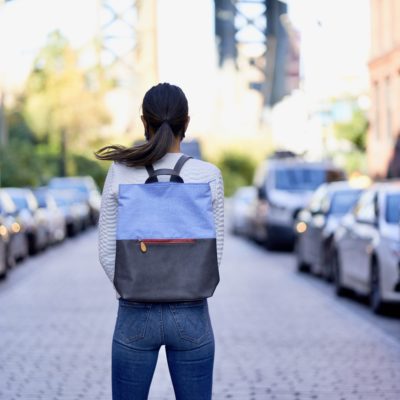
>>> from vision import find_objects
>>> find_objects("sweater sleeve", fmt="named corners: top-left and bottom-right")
top-left (213, 169), bottom-right (225, 267)
top-left (98, 162), bottom-right (118, 284)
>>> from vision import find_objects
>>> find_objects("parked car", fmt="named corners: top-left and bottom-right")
top-left (49, 189), bottom-right (90, 236)
top-left (230, 186), bottom-right (257, 236)
top-left (48, 176), bottom-right (100, 225)
top-left (33, 188), bottom-right (67, 244)
top-left (332, 182), bottom-right (400, 313)
top-left (3, 188), bottom-right (48, 255)
top-left (251, 153), bottom-right (346, 249)
top-left (295, 181), bottom-right (366, 279)
top-left (0, 190), bottom-right (29, 272)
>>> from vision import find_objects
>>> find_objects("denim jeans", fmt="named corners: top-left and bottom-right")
top-left (112, 298), bottom-right (215, 400)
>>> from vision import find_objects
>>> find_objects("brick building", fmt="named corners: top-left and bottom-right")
top-left (368, 0), bottom-right (400, 178)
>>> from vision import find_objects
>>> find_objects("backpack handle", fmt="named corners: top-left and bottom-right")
top-left (145, 154), bottom-right (192, 184)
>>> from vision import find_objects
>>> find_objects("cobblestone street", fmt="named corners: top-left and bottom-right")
top-left (1, 222), bottom-right (400, 400)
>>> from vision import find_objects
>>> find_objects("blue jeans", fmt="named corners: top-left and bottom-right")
top-left (112, 298), bottom-right (215, 400)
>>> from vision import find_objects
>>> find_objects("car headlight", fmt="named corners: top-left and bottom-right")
top-left (296, 221), bottom-right (307, 234)
top-left (11, 222), bottom-right (21, 233)
top-left (0, 224), bottom-right (8, 237)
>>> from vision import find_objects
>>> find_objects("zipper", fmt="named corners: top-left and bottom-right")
top-left (138, 238), bottom-right (196, 253)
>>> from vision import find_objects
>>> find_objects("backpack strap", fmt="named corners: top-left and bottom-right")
top-left (145, 164), bottom-right (155, 177)
top-left (173, 154), bottom-right (192, 175)
top-left (144, 154), bottom-right (192, 184)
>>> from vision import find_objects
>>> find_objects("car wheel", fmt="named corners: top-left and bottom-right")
top-left (6, 244), bottom-right (16, 269)
top-left (323, 240), bottom-right (335, 282)
top-left (264, 237), bottom-right (274, 251)
top-left (333, 250), bottom-right (347, 297)
top-left (231, 224), bottom-right (239, 236)
top-left (66, 223), bottom-right (76, 237)
top-left (370, 260), bottom-right (386, 314)
top-left (28, 232), bottom-right (41, 255)
top-left (264, 226), bottom-right (277, 251)
top-left (295, 238), bottom-right (309, 272)
top-left (0, 242), bottom-right (7, 279)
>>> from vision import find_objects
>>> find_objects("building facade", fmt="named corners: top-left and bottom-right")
top-left (368, 0), bottom-right (400, 177)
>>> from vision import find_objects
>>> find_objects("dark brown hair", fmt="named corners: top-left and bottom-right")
top-left (94, 82), bottom-right (189, 167)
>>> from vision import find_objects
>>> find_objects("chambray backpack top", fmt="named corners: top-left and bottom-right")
top-left (114, 154), bottom-right (220, 302)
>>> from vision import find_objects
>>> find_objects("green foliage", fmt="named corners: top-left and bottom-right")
top-left (71, 154), bottom-right (109, 189)
top-left (23, 30), bottom-right (110, 151)
top-left (216, 152), bottom-right (256, 197)
top-left (334, 109), bottom-right (368, 151)
top-left (0, 31), bottom-right (110, 189)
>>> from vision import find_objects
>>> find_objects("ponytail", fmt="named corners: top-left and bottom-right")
top-left (95, 121), bottom-right (176, 167)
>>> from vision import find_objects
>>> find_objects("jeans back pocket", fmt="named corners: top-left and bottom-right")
top-left (169, 299), bottom-right (211, 343)
top-left (113, 300), bottom-right (152, 344)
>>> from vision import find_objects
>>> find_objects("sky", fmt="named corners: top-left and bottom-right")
top-left (286, 0), bottom-right (370, 98)
top-left (0, 0), bottom-right (371, 100)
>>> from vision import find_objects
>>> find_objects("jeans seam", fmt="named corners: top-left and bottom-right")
top-left (160, 305), bottom-right (165, 343)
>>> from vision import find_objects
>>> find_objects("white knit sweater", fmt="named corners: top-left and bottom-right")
top-left (97, 152), bottom-right (225, 299)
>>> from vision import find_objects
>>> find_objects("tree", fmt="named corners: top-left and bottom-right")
top-left (23, 31), bottom-right (111, 174)
top-left (216, 152), bottom-right (256, 197)
top-left (0, 31), bottom-right (111, 187)
top-left (334, 108), bottom-right (368, 152)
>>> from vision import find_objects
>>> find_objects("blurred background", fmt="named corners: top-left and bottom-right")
top-left (0, 0), bottom-right (374, 191)
top-left (1, 1), bottom-right (400, 399)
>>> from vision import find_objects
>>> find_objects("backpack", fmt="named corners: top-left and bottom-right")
top-left (114, 154), bottom-right (220, 302)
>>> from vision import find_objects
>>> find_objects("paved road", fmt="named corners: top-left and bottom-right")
top-left (0, 223), bottom-right (400, 399)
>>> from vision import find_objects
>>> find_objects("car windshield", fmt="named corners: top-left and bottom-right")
top-left (34, 192), bottom-right (47, 208)
top-left (330, 190), bottom-right (361, 215)
top-left (50, 180), bottom-right (89, 194)
top-left (385, 193), bottom-right (400, 224)
top-left (10, 195), bottom-right (29, 211)
top-left (50, 192), bottom-right (74, 207)
top-left (274, 168), bottom-right (326, 191)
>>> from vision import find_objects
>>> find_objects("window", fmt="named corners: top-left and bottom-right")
top-left (385, 193), bottom-right (400, 223)
top-left (10, 195), bottom-right (29, 212)
top-left (274, 168), bottom-right (326, 191)
top-left (330, 190), bottom-right (362, 215)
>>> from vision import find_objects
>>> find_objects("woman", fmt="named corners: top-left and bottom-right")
top-left (95, 82), bottom-right (225, 400)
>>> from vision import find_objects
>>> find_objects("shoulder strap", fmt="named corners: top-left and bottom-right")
top-left (145, 164), bottom-right (155, 177)
top-left (144, 154), bottom-right (192, 184)
top-left (173, 154), bottom-right (192, 175)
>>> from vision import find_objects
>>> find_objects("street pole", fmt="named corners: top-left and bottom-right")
top-left (60, 128), bottom-right (67, 177)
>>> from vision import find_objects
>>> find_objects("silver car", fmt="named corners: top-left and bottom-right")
top-left (295, 181), bottom-right (366, 279)
top-left (4, 188), bottom-right (49, 254)
top-left (0, 214), bottom-right (8, 278)
top-left (0, 190), bottom-right (29, 272)
top-left (33, 188), bottom-right (67, 244)
top-left (48, 176), bottom-right (101, 225)
top-left (332, 182), bottom-right (400, 313)
top-left (251, 154), bottom-right (346, 249)
top-left (230, 186), bottom-right (257, 236)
